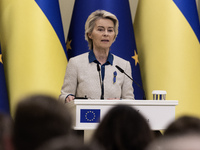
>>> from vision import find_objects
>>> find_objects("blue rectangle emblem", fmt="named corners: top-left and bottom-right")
top-left (80, 109), bottom-right (100, 123)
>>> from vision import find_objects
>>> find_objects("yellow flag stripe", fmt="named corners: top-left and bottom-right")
top-left (134, 0), bottom-right (200, 117)
top-left (0, 0), bottom-right (67, 116)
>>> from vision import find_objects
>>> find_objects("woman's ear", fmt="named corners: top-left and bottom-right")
top-left (88, 33), bottom-right (92, 39)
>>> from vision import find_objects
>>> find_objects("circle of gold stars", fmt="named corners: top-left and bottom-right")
top-left (85, 111), bottom-right (96, 121)
top-left (66, 39), bottom-right (139, 67)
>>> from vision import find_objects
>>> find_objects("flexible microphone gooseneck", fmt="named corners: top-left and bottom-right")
top-left (115, 65), bottom-right (146, 100)
top-left (97, 64), bottom-right (104, 99)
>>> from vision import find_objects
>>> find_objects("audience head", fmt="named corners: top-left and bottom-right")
top-left (164, 115), bottom-right (200, 136)
top-left (91, 104), bottom-right (154, 150)
top-left (146, 133), bottom-right (200, 150)
top-left (36, 135), bottom-right (99, 150)
top-left (13, 94), bottom-right (72, 150)
top-left (146, 115), bottom-right (200, 150)
top-left (0, 113), bottom-right (13, 150)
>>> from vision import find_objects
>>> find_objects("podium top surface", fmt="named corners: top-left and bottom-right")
top-left (72, 100), bottom-right (178, 106)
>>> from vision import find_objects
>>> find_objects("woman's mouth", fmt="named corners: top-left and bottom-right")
top-left (101, 40), bottom-right (109, 42)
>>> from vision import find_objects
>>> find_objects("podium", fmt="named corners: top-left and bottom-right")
top-left (67, 99), bottom-right (178, 130)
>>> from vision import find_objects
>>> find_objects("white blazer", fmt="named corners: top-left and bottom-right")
top-left (59, 52), bottom-right (134, 103)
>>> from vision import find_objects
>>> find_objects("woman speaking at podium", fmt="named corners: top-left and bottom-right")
top-left (59, 10), bottom-right (134, 103)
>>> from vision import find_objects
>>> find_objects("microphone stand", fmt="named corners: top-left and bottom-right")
top-left (115, 65), bottom-right (146, 100)
top-left (97, 64), bottom-right (104, 99)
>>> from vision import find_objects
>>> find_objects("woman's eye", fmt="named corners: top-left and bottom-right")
top-left (98, 28), bottom-right (104, 31)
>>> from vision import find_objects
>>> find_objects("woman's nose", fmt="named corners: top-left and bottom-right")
top-left (103, 30), bottom-right (108, 36)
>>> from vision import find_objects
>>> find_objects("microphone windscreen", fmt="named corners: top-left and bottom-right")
top-left (115, 65), bottom-right (124, 73)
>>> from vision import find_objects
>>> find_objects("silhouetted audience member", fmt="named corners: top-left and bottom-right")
top-left (90, 104), bottom-right (154, 150)
top-left (0, 113), bottom-right (14, 150)
top-left (146, 133), bottom-right (200, 150)
top-left (36, 135), bottom-right (100, 150)
top-left (164, 115), bottom-right (200, 136)
top-left (153, 130), bottom-right (163, 138)
top-left (146, 115), bottom-right (200, 150)
top-left (13, 94), bottom-right (72, 150)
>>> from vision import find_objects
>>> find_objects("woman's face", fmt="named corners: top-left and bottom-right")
top-left (88, 18), bottom-right (115, 51)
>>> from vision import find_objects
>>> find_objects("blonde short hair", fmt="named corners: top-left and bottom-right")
top-left (85, 10), bottom-right (119, 50)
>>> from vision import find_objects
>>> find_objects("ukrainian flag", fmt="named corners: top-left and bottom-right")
top-left (0, 0), bottom-right (67, 116)
top-left (134, 0), bottom-right (200, 117)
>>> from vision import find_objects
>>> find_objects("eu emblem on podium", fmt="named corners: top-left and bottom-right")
top-left (80, 109), bottom-right (100, 123)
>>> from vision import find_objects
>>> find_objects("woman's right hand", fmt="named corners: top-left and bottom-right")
top-left (65, 95), bottom-right (75, 103)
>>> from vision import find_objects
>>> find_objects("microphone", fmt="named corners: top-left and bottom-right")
top-left (97, 63), bottom-right (101, 85)
top-left (115, 65), bottom-right (124, 73)
top-left (97, 64), bottom-right (104, 99)
top-left (97, 63), bottom-right (100, 71)
top-left (115, 65), bottom-right (146, 100)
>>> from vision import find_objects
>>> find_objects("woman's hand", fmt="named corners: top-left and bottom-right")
top-left (65, 95), bottom-right (75, 103)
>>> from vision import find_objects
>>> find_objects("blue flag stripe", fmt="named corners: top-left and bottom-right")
top-left (35, 0), bottom-right (68, 56)
top-left (0, 46), bottom-right (10, 114)
top-left (173, 0), bottom-right (200, 43)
